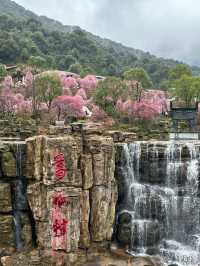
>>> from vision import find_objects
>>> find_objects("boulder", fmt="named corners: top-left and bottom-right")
top-left (1, 152), bottom-right (16, 177)
top-left (90, 182), bottom-right (117, 241)
top-left (84, 135), bottom-right (113, 154)
top-left (27, 182), bottom-right (48, 221)
top-left (20, 213), bottom-right (33, 248)
top-left (27, 135), bottom-right (83, 186)
top-left (42, 136), bottom-right (82, 186)
top-left (26, 136), bottom-right (44, 180)
top-left (0, 183), bottom-right (12, 213)
top-left (93, 149), bottom-right (115, 186)
top-left (29, 185), bottom-right (82, 252)
top-left (83, 135), bottom-right (115, 187)
top-left (0, 215), bottom-right (14, 247)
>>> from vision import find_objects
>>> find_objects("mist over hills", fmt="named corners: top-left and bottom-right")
top-left (0, 0), bottom-right (199, 86)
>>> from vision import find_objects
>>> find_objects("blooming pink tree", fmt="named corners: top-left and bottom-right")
top-left (141, 90), bottom-right (168, 114)
top-left (115, 89), bottom-right (168, 121)
top-left (116, 98), bottom-right (160, 120)
top-left (76, 88), bottom-right (87, 100)
top-left (52, 95), bottom-right (85, 120)
top-left (1, 75), bottom-right (14, 95)
top-left (80, 75), bottom-right (98, 97)
top-left (0, 91), bottom-right (17, 117)
top-left (116, 99), bottom-right (124, 113)
top-left (14, 71), bottom-right (34, 98)
top-left (121, 100), bottom-right (133, 115)
top-left (91, 105), bottom-right (108, 122)
top-left (24, 71), bottom-right (34, 87)
top-left (13, 93), bottom-right (32, 113)
top-left (133, 101), bottom-right (160, 119)
top-left (61, 76), bottom-right (78, 95)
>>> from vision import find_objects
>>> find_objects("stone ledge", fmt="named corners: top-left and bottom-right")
top-left (106, 130), bottom-right (137, 143)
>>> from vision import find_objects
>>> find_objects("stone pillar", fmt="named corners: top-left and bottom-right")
top-left (27, 136), bottom-right (82, 252)
top-left (83, 135), bottom-right (117, 242)
top-left (26, 132), bottom-right (118, 253)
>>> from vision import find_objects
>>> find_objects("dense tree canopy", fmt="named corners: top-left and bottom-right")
top-left (0, 12), bottom-right (196, 87)
top-left (94, 77), bottom-right (128, 116)
top-left (123, 68), bottom-right (153, 88)
top-left (0, 64), bottom-right (6, 78)
top-left (171, 75), bottom-right (200, 106)
top-left (168, 64), bottom-right (192, 81)
top-left (34, 74), bottom-right (62, 110)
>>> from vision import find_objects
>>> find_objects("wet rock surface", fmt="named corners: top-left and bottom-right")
top-left (0, 140), bottom-right (33, 254)
top-left (0, 246), bottom-right (164, 266)
top-left (0, 126), bottom-right (182, 265)
top-left (114, 141), bottom-right (200, 266)
top-left (0, 183), bottom-right (12, 212)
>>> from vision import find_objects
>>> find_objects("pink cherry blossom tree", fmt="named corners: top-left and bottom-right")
top-left (80, 75), bottom-right (98, 97)
top-left (133, 101), bottom-right (160, 119)
top-left (141, 90), bottom-right (168, 114)
top-left (24, 71), bottom-right (34, 87)
top-left (61, 76), bottom-right (78, 95)
top-left (116, 98), bottom-right (160, 121)
top-left (1, 75), bottom-right (14, 95)
top-left (91, 105), bottom-right (108, 122)
top-left (12, 93), bottom-right (32, 113)
top-left (0, 91), bottom-right (17, 117)
top-left (76, 88), bottom-right (87, 100)
top-left (52, 95), bottom-right (85, 120)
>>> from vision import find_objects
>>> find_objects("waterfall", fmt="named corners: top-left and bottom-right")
top-left (116, 141), bottom-right (200, 266)
top-left (13, 143), bottom-right (27, 251)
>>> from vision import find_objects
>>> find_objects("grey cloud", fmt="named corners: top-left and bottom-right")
top-left (15, 0), bottom-right (200, 66)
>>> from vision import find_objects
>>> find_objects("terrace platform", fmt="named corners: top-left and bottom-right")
top-left (169, 132), bottom-right (199, 140)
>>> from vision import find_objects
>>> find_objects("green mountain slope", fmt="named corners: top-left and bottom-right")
top-left (0, 0), bottom-right (199, 86)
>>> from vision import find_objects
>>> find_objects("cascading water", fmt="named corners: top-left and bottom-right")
top-left (115, 141), bottom-right (200, 266)
top-left (13, 143), bottom-right (28, 251)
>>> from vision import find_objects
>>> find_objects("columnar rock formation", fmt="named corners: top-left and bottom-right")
top-left (1, 125), bottom-right (165, 266)
top-left (26, 129), bottom-right (117, 253)
top-left (0, 141), bottom-right (32, 252)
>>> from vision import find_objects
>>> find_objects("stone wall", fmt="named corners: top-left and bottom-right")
top-left (26, 131), bottom-right (117, 254)
top-left (0, 124), bottom-right (149, 265)
top-left (0, 140), bottom-right (33, 256)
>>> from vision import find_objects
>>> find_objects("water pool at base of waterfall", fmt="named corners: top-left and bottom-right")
top-left (115, 141), bottom-right (200, 266)
top-left (160, 240), bottom-right (200, 265)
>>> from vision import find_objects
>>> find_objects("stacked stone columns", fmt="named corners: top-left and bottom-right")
top-left (26, 133), bottom-right (117, 253)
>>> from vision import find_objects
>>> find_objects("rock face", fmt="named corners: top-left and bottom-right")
top-left (2, 151), bottom-right (16, 177)
top-left (0, 140), bottom-right (32, 253)
top-left (0, 247), bottom-right (164, 266)
top-left (0, 183), bottom-right (12, 212)
top-left (0, 215), bottom-right (14, 247)
top-left (0, 125), bottom-right (170, 265)
top-left (26, 132), bottom-right (117, 253)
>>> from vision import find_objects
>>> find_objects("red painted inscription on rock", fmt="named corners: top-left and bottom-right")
top-left (53, 218), bottom-right (69, 237)
top-left (53, 153), bottom-right (67, 181)
top-left (52, 194), bottom-right (70, 208)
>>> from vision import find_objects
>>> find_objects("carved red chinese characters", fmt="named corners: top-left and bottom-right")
top-left (53, 194), bottom-right (70, 208)
top-left (53, 153), bottom-right (67, 181)
top-left (53, 218), bottom-right (69, 237)
top-left (51, 193), bottom-right (71, 251)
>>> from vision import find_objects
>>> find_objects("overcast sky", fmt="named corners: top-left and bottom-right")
top-left (14, 0), bottom-right (200, 66)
